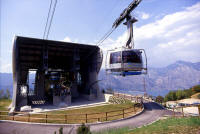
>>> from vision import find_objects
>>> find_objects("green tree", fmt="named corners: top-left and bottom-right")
top-left (197, 94), bottom-right (200, 99)
top-left (164, 91), bottom-right (177, 102)
top-left (184, 89), bottom-right (193, 98)
top-left (156, 95), bottom-right (164, 103)
top-left (192, 85), bottom-right (200, 93)
top-left (176, 90), bottom-right (186, 100)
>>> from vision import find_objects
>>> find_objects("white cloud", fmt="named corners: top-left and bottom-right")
top-left (141, 12), bottom-right (150, 20)
top-left (63, 36), bottom-right (72, 42)
top-left (136, 11), bottom-right (150, 20)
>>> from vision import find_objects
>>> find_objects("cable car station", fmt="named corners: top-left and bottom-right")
top-left (10, 36), bottom-right (103, 112)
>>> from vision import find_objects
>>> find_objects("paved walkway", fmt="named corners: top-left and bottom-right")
top-left (0, 102), bottom-right (175, 134)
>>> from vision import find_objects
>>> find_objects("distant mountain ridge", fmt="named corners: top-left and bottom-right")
top-left (0, 60), bottom-right (200, 97)
top-left (98, 60), bottom-right (200, 96)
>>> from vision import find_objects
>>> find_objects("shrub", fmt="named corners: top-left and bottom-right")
top-left (155, 95), bottom-right (164, 103)
top-left (59, 127), bottom-right (63, 134)
top-left (164, 91), bottom-right (177, 102)
top-left (197, 94), bottom-right (200, 99)
top-left (77, 123), bottom-right (91, 134)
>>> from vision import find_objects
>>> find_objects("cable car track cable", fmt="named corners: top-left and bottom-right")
top-left (43, 0), bottom-right (53, 39)
top-left (46, 0), bottom-right (57, 39)
top-left (43, 0), bottom-right (58, 40)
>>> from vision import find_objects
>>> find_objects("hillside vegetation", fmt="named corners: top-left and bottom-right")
top-left (164, 85), bottom-right (200, 102)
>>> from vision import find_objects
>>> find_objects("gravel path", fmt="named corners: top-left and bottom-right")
top-left (0, 102), bottom-right (175, 134)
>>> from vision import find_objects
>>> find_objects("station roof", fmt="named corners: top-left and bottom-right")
top-left (13, 36), bottom-right (99, 70)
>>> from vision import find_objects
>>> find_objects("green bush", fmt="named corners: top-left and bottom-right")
top-left (155, 95), bottom-right (164, 103)
top-left (54, 127), bottom-right (63, 134)
top-left (59, 127), bottom-right (63, 134)
top-left (77, 123), bottom-right (91, 134)
top-left (197, 94), bottom-right (200, 99)
top-left (164, 91), bottom-right (177, 102)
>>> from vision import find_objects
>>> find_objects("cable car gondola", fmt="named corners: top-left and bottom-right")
top-left (106, 47), bottom-right (147, 76)
top-left (104, 0), bottom-right (147, 76)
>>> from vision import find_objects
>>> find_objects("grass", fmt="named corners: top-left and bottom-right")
top-left (94, 117), bottom-right (200, 134)
top-left (34, 100), bottom-right (141, 124)
top-left (0, 99), bottom-right (11, 111)
top-left (0, 99), bottom-right (142, 124)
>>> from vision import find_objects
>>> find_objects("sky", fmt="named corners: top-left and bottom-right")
top-left (0, 0), bottom-right (200, 73)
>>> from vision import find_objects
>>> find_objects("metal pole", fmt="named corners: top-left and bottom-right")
top-left (28, 113), bottom-right (30, 122)
top-left (123, 109), bottom-right (125, 118)
top-left (106, 112), bottom-right (108, 121)
top-left (182, 107), bottom-right (184, 117)
top-left (86, 114), bottom-right (87, 123)
top-left (65, 114), bottom-right (67, 124)
top-left (46, 113), bottom-right (47, 123)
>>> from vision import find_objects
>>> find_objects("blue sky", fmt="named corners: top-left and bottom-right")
top-left (1, 0), bottom-right (200, 72)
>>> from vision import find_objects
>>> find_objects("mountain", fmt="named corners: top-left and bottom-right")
top-left (0, 60), bottom-right (200, 97)
top-left (98, 60), bottom-right (200, 96)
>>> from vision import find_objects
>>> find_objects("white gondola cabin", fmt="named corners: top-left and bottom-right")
top-left (106, 48), bottom-right (147, 76)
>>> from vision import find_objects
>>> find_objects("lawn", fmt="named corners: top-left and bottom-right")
top-left (94, 117), bottom-right (200, 134)
top-left (0, 99), bottom-right (11, 111)
top-left (31, 100), bottom-right (141, 124)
